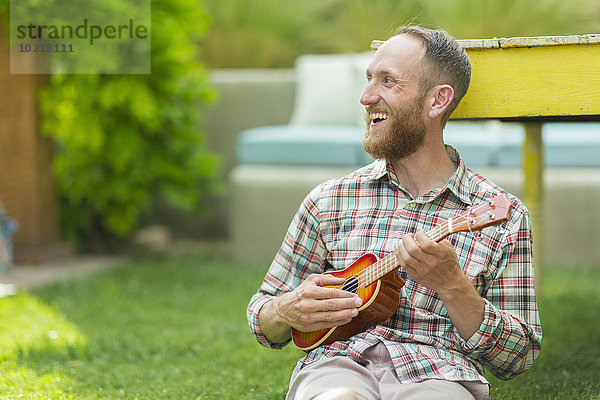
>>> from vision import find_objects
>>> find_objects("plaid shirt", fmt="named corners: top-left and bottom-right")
top-left (247, 146), bottom-right (542, 385)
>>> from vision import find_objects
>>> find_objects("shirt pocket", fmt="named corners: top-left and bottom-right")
top-left (451, 230), bottom-right (498, 294)
top-left (325, 212), bottom-right (393, 267)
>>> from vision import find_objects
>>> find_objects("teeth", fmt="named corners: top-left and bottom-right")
top-left (370, 112), bottom-right (389, 121)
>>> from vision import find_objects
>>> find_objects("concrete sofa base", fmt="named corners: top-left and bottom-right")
top-left (230, 165), bottom-right (600, 268)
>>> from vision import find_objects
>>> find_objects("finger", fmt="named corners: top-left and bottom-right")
top-left (301, 308), bottom-right (359, 331)
top-left (295, 288), bottom-right (359, 312)
top-left (414, 229), bottom-right (433, 250)
top-left (416, 230), bottom-right (449, 257)
top-left (307, 273), bottom-right (346, 287)
top-left (294, 293), bottom-right (361, 319)
top-left (440, 239), bottom-right (454, 249)
top-left (403, 232), bottom-right (422, 254)
top-left (405, 231), bottom-right (441, 268)
top-left (305, 275), bottom-right (361, 300)
top-left (312, 295), bottom-right (363, 312)
top-left (311, 286), bottom-right (363, 304)
top-left (402, 262), bottom-right (416, 277)
top-left (394, 240), bottom-right (408, 265)
top-left (397, 234), bottom-right (421, 264)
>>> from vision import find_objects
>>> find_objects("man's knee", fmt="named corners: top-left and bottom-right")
top-left (311, 387), bottom-right (369, 400)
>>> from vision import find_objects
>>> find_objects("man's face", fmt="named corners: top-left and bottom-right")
top-left (360, 35), bottom-right (428, 162)
top-left (363, 91), bottom-right (427, 162)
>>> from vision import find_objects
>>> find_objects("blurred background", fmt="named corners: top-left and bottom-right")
top-left (200, 0), bottom-right (600, 68)
top-left (1, 1), bottom-right (600, 398)
top-left (1, 0), bottom-right (600, 266)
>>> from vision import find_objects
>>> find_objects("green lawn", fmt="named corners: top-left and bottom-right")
top-left (0, 252), bottom-right (598, 399)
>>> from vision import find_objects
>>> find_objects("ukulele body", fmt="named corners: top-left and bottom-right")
top-left (291, 253), bottom-right (405, 351)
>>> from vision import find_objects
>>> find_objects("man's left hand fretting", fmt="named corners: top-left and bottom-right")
top-left (394, 228), bottom-right (465, 293)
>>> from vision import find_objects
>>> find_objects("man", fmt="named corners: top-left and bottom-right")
top-left (247, 26), bottom-right (542, 400)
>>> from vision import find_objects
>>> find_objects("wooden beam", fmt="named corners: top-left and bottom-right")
top-left (522, 122), bottom-right (544, 291)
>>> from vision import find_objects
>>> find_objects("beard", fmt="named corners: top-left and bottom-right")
top-left (363, 96), bottom-right (427, 162)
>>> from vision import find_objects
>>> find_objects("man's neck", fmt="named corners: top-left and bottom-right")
top-left (390, 140), bottom-right (457, 199)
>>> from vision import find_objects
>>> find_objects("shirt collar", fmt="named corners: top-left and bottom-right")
top-left (443, 145), bottom-right (473, 206)
top-left (367, 159), bottom-right (389, 181)
top-left (364, 145), bottom-right (473, 206)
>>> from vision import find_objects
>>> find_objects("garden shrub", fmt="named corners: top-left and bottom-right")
top-left (2, 0), bottom-right (220, 249)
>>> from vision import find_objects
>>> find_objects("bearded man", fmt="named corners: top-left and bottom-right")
top-left (247, 26), bottom-right (542, 400)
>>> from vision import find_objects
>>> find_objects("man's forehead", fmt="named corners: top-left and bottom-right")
top-left (367, 34), bottom-right (425, 76)
top-left (376, 34), bottom-right (425, 61)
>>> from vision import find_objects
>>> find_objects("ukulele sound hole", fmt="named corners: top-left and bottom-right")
top-left (340, 276), bottom-right (359, 294)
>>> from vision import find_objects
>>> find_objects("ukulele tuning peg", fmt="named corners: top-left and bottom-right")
top-left (489, 192), bottom-right (503, 208)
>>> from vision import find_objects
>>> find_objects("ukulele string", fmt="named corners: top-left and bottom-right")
top-left (340, 220), bottom-right (456, 293)
top-left (338, 209), bottom-right (486, 293)
top-left (337, 256), bottom-right (397, 295)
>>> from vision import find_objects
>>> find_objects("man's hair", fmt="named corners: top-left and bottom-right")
top-left (392, 25), bottom-right (471, 124)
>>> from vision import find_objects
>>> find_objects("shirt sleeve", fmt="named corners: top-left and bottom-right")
top-left (454, 207), bottom-right (542, 380)
top-left (247, 185), bottom-right (329, 349)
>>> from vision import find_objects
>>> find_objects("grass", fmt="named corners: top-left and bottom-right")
top-left (0, 251), bottom-right (599, 399)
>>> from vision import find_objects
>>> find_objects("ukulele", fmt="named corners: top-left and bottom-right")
top-left (292, 194), bottom-right (511, 351)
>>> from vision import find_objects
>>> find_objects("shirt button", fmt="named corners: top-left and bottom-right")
top-left (404, 202), bottom-right (415, 210)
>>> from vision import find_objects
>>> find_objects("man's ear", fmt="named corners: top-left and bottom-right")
top-left (427, 85), bottom-right (454, 119)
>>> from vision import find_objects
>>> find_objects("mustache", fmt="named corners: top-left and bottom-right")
top-left (365, 106), bottom-right (391, 114)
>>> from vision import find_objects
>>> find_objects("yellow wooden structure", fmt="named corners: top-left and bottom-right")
top-left (372, 34), bottom-right (600, 283)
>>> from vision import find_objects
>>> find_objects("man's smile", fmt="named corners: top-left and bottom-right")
top-left (369, 111), bottom-right (389, 127)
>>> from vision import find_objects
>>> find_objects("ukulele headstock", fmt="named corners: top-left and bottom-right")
top-left (451, 194), bottom-right (511, 234)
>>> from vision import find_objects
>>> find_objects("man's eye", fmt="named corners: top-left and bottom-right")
top-left (383, 77), bottom-right (394, 84)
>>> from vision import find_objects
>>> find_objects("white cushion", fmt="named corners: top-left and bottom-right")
top-left (289, 53), bottom-right (373, 126)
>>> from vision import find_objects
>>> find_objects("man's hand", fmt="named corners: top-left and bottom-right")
top-left (276, 274), bottom-right (363, 332)
top-left (258, 274), bottom-right (363, 344)
top-left (394, 228), bottom-right (485, 339)
top-left (394, 228), bottom-right (464, 294)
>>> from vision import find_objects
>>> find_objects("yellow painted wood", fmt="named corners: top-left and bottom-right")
top-left (372, 34), bottom-right (600, 51)
top-left (522, 123), bottom-right (544, 291)
top-left (453, 44), bottom-right (600, 119)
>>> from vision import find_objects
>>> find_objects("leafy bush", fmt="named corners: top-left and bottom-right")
top-left (2, 0), bottom-right (220, 248)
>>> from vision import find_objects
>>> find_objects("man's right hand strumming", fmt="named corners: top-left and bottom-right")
top-left (258, 274), bottom-right (363, 344)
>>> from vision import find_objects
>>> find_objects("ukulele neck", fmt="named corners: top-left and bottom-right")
top-left (359, 194), bottom-right (510, 288)
top-left (363, 219), bottom-right (453, 286)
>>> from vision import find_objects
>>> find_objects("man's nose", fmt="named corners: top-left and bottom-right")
top-left (360, 83), bottom-right (380, 106)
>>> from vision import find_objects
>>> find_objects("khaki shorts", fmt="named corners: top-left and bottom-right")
top-left (286, 343), bottom-right (490, 400)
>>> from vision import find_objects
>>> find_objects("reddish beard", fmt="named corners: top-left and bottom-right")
top-left (363, 96), bottom-right (427, 162)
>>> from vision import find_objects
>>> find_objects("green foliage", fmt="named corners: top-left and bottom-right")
top-left (200, 0), bottom-right (333, 68)
top-left (0, 0), bottom-right (220, 245)
top-left (201, 0), bottom-right (600, 68)
top-left (31, 0), bottom-right (220, 243)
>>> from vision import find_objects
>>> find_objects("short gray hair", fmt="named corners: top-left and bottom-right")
top-left (392, 26), bottom-right (471, 124)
